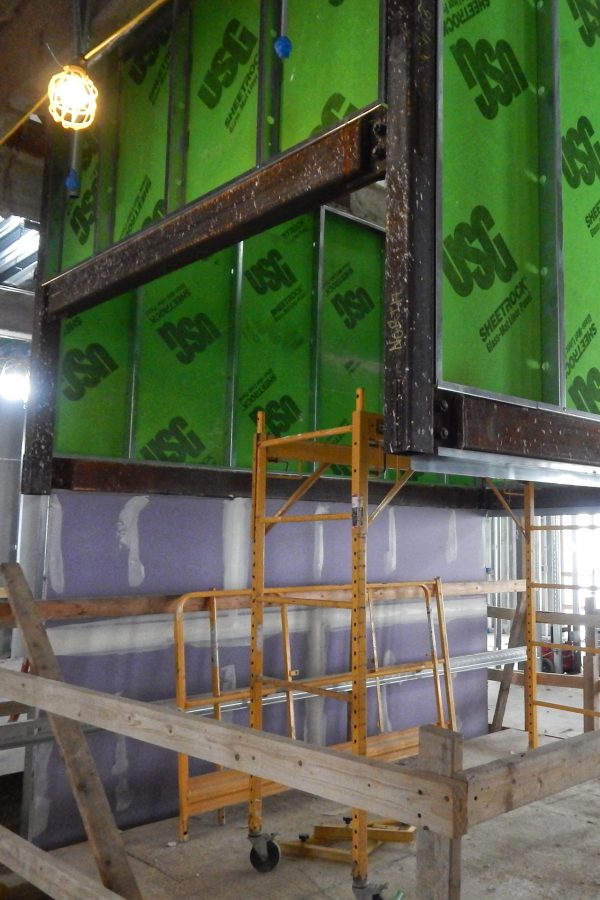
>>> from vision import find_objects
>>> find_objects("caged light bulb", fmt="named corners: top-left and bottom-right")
top-left (48, 65), bottom-right (98, 131)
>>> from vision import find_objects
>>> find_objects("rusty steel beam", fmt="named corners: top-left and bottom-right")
top-left (436, 390), bottom-right (600, 467)
top-left (44, 106), bottom-right (387, 318)
top-left (48, 455), bottom-right (485, 508)
top-left (383, 0), bottom-right (437, 455)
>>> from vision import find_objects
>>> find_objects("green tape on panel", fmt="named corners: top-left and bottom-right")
top-left (441, 0), bottom-right (543, 401)
top-left (61, 133), bottom-right (99, 269)
top-left (560, 0), bottom-right (600, 413)
top-left (279, 0), bottom-right (380, 152)
top-left (233, 214), bottom-right (316, 469)
top-left (186, 0), bottom-right (260, 203)
top-left (317, 212), bottom-right (384, 452)
top-left (113, 26), bottom-right (171, 242)
top-left (133, 250), bottom-right (236, 466)
top-left (54, 297), bottom-right (135, 457)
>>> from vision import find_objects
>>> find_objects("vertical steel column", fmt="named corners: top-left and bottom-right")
top-left (350, 389), bottom-right (369, 885)
top-left (166, 0), bottom-right (192, 214)
top-left (523, 482), bottom-right (539, 748)
top-left (248, 411), bottom-right (268, 835)
top-left (536, 0), bottom-right (565, 406)
top-left (384, 0), bottom-right (438, 454)
top-left (21, 149), bottom-right (62, 495)
top-left (257, 0), bottom-right (283, 164)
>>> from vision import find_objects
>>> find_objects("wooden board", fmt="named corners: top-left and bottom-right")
top-left (184, 728), bottom-right (420, 816)
top-left (464, 728), bottom-right (600, 826)
top-left (416, 726), bottom-right (463, 900)
top-left (0, 563), bottom-right (142, 900)
top-left (0, 666), bottom-right (461, 838)
top-left (0, 824), bottom-right (121, 900)
top-left (0, 579), bottom-right (525, 627)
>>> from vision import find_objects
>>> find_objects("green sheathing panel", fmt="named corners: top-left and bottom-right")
top-left (279, 0), bottom-right (380, 152)
top-left (441, 1), bottom-right (543, 400)
top-left (233, 215), bottom-right (316, 468)
top-left (186, 0), bottom-right (260, 203)
top-left (60, 132), bottom-right (99, 269)
top-left (113, 26), bottom-right (171, 242)
top-left (318, 213), bottom-right (384, 436)
top-left (560, 1), bottom-right (600, 413)
top-left (133, 250), bottom-right (236, 466)
top-left (54, 297), bottom-right (135, 457)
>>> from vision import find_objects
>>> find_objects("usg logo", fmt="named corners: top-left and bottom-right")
top-left (198, 19), bottom-right (257, 110)
top-left (443, 205), bottom-right (517, 298)
top-left (567, 0), bottom-right (600, 47)
top-left (569, 367), bottom-right (600, 413)
top-left (250, 395), bottom-right (301, 437)
top-left (139, 416), bottom-right (205, 462)
top-left (312, 93), bottom-right (358, 136)
top-left (128, 28), bottom-right (170, 86)
top-left (562, 116), bottom-right (600, 189)
top-left (332, 287), bottom-right (375, 330)
top-left (244, 249), bottom-right (297, 295)
top-left (158, 312), bottom-right (221, 365)
top-left (451, 38), bottom-right (528, 120)
top-left (61, 343), bottom-right (118, 402)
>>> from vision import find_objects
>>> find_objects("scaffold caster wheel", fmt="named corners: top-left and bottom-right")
top-left (249, 839), bottom-right (280, 873)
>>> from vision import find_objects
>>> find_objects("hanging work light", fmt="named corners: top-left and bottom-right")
top-left (48, 64), bottom-right (98, 131)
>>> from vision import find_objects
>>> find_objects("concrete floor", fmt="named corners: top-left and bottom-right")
top-left (47, 681), bottom-right (600, 899)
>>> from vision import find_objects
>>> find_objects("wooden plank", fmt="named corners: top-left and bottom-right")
top-left (184, 728), bottom-right (420, 816)
top-left (0, 825), bottom-right (121, 900)
top-left (0, 667), bottom-right (462, 838)
top-left (0, 563), bottom-right (142, 900)
top-left (464, 729), bottom-right (600, 826)
top-left (0, 580), bottom-right (525, 628)
top-left (489, 605), bottom-right (600, 629)
top-left (488, 668), bottom-right (584, 690)
top-left (584, 595), bottom-right (600, 733)
top-left (416, 726), bottom-right (464, 900)
top-left (490, 590), bottom-right (527, 732)
top-left (0, 592), bottom-right (248, 627)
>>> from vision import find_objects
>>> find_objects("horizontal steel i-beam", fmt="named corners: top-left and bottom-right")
top-left (44, 106), bottom-right (387, 318)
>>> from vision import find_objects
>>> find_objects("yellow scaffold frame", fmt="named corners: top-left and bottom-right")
top-left (173, 388), bottom-right (457, 889)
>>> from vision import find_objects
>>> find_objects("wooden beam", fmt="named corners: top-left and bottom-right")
top-left (584, 595), bottom-right (600, 732)
top-left (463, 729), bottom-right (600, 827)
top-left (489, 605), bottom-right (600, 628)
top-left (0, 825), bottom-right (121, 900)
top-left (488, 668), bottom-right (584, 690)
top-left (1, 563), bottom-right (142, 900)
top-left (416, 726), bottom-right (464, 900)
top-left (0, 667), bottom-right (462, 838)
top-left (489, 591), bottom-right (527, 732)
top-left (0, 579), bottom-right (525, 628)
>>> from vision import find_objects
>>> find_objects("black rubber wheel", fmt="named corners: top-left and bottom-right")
top-left (541, 656), bottom-right (555, 673)
top-left (249, 839), bottom-right (280, 873)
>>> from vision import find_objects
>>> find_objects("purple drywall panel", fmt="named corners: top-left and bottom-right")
top-left (30, 491), bottom-right (488, 848)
